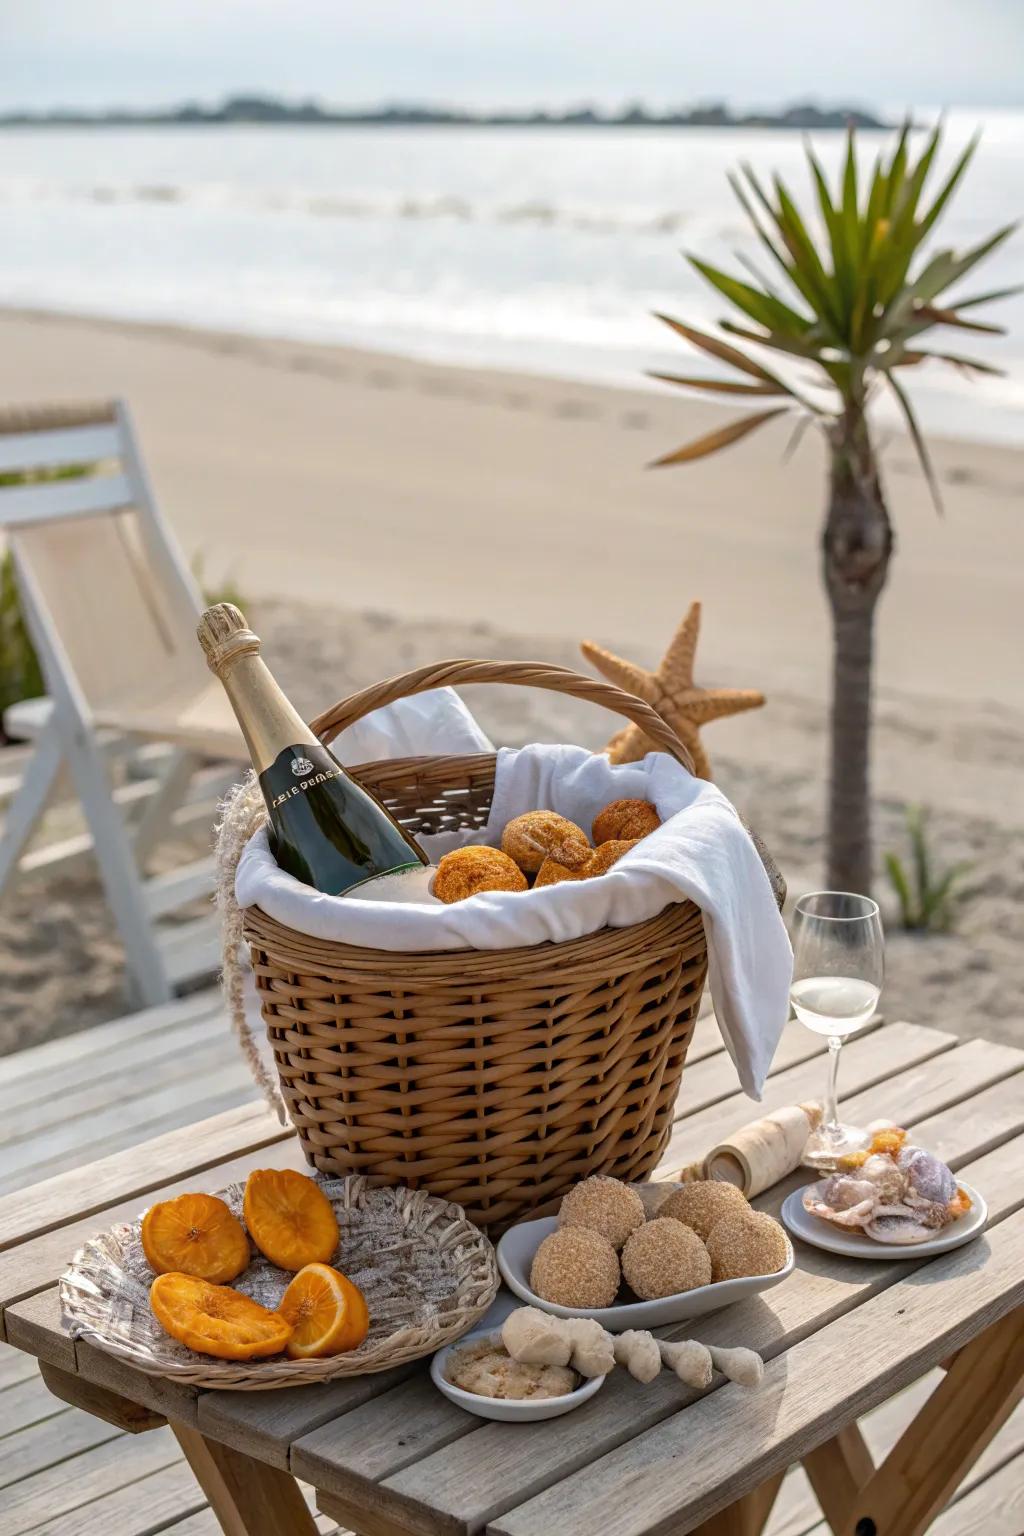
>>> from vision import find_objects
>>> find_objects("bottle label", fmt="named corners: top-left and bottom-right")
top-left (258, 741), bottom-right (428, 896)
top-left (269, 758), bottom-right (344, 809)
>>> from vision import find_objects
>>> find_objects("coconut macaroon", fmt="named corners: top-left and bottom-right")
top-left (559, 1175), bottom-right (646, 1252)
top-left (705, 1209), bottom-right (789, 1282)
top-left (621, 1218), bottom-right (711, 1301)
top-left (530, 1227), bottom-right (621, 1309)
top-left (658, 1181), bottom-right (750, 1242)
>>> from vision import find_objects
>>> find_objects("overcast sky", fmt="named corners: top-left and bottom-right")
top-left (2, 0), bottom-right (1022, 113)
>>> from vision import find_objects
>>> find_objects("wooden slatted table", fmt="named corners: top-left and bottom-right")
top-left (2, 1013), bottom-right (1022, 1536)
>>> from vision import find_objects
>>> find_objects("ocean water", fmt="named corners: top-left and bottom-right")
top-left (0, 112), bottom-right (1021, 443)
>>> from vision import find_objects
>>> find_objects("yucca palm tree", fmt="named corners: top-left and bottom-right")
top-left (652, 122), bottom-right (1017, 895)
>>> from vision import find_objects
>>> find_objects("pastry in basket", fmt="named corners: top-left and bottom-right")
top-left (278, 1262), bottom-right (370, 1359)
top-left (434, 846), bottom-right (528, 903)
top-left (584, 838), bottom-right (640, 876)
top-left (141, 1192), bottom-right (250, 1283)
top-left (534, 837), bottom-right (639, 889)
top-left (244, 1169), bottom-right (340, 1270)
top-left (150, 1273), bottom-right (292, 1360)
top-left (533, 856), bottom-right (580, 889)
top-left (592, 799), bottom-right (661, 844)
top-left (501, 811), bottom-right (592, 874)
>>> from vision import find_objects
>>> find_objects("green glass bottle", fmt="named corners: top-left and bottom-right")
top-left (197, 603), bottom-right (428, 896)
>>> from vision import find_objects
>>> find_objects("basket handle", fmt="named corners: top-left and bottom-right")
top-left (310, 658), bottom-right (696, 775)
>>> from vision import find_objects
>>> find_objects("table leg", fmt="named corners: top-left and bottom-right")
top-left (835, 1305), bottom-right (1024, 1536)
top-left (171, 1422), bottom-right (319, 1536)
top-left (688, 1469), bottom-right (785, 1536)
top-left (804, 1423), bottom-right (875, 1532)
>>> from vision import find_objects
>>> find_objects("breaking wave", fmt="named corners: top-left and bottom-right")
top-left (0, 177), bottom-right (713, 236)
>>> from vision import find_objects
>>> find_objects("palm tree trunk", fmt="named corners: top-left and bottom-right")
top-left (823, 407), bottom-right (893, 894)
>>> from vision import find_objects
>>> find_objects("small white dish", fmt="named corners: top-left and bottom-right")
top-left (781, 1178), bottom-right (987, 1260)
top-left (430, 1328), bottom-right (605, 1422)
top-left (496, 1216), bottom-right (794, 1330)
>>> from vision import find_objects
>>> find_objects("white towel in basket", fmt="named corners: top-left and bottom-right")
top-left (236, 731), bottom-right (792, 1099)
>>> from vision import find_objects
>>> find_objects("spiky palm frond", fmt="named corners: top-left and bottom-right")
top-left (653, 121), bottom-right (1020, 504)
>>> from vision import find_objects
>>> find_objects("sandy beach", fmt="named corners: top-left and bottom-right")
top-left (0, 306), bottom-right (1021, 1055)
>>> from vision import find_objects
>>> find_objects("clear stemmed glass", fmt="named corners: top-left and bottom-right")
top-left (790, 891), bottom-right (884, 1168)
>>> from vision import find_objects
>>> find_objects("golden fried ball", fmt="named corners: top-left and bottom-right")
top-left (433, 846), bottom-right (527, 904)
top-left (558, 1175), bottom-right (646, 1251)
top-left (582, 838), bottom-right (639, 877)
top-left (621, 1218), bottom-right (711, 1300)
top-left (534, 857), bottom-right (581, 889)
top-left (658, 1181), bottom-right (750, 1242)
top-left (705, 1210), bottom-right (789, 1281)
top-left (530, 1227), bottom-right (620, 1309)
top-left (534, 839), bottom-right (638, 888)
top-left (592, 799), bottom-right (661, 845)
top-left (502, 811), bottom-right (591, 875)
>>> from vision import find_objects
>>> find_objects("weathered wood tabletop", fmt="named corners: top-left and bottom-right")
top-left (1, 1012), bottom-right (1022, 1536)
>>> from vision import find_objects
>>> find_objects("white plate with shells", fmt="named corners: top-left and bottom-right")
top-left (782, 1178), bottom-right (987, 1260)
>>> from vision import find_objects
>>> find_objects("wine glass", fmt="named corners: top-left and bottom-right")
top-left (790, 891), bottom-right (884, 1168)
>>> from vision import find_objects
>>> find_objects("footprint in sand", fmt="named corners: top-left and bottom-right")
top-left (553, 399), bottom-right (599, 420)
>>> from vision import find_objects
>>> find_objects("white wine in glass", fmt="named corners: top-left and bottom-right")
top-left (790, 891), bottom-right (884, 1167)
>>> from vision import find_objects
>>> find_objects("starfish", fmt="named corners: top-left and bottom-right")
top-left (580, 601), bottom-right (765, 780)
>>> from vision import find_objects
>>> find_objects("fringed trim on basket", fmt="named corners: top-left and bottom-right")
top-left (214, 774), bottom-right (288, 1122)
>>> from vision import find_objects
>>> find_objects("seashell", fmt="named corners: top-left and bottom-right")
top-left (858, 1154), bottom-right (906, 1204)
top-left (863, 1211), bottom-right (936, 1244)
top-left (818, 1175), bottom-right (878, 1211)
top-left (806, 1144), bottom-right (968, 1244)
top-left (900, 1148), bottom-right (956, 1207)
top-left (803, 1179), bottom-right (876, 1228)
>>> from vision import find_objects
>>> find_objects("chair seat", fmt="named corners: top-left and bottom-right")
top-left (94, 678), bottom-right (247, 761)
top-left (5, 683), bottom-right (245, 761)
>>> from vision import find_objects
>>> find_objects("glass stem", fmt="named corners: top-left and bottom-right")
top-left (825, 1036), bottom-right (842, 1131)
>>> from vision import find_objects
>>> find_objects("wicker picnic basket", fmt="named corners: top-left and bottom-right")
top-left (243, 660), bottom-right (769, 1234)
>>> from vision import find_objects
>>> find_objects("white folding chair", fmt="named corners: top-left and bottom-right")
top-left (0, 399), bottom-right (246, 1005)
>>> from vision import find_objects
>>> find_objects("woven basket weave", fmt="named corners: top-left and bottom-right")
top-left (244, 660), bottom-right (730, 1233)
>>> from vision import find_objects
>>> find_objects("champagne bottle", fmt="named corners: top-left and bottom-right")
top-left (197, 603), bottom-right (429, 896)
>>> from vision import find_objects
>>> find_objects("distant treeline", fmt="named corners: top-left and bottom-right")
top-left (0, 96), bottom-right (889, 131)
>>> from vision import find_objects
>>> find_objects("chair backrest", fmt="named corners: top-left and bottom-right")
top-left (0, 399), bottom-right (206, 724)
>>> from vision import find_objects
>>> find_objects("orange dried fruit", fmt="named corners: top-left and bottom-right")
top-left (150, 1272), bottom-right (291, 1360)
top-left (278, 1262), bottom-right (370, 1359)
top-left (141, 1192), bottom-right (250, 1283)
top-left (243, 1169), bottom-right (340, 1271)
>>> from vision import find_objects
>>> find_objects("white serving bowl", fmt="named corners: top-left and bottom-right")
top-left (496, 1215), bottom-right (794, 1330)
top-left (430, 1328), bottom-right (606, 1422)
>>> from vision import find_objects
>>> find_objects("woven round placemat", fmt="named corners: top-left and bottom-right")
top-left (59, 1175), bottom-right (498, 1390)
